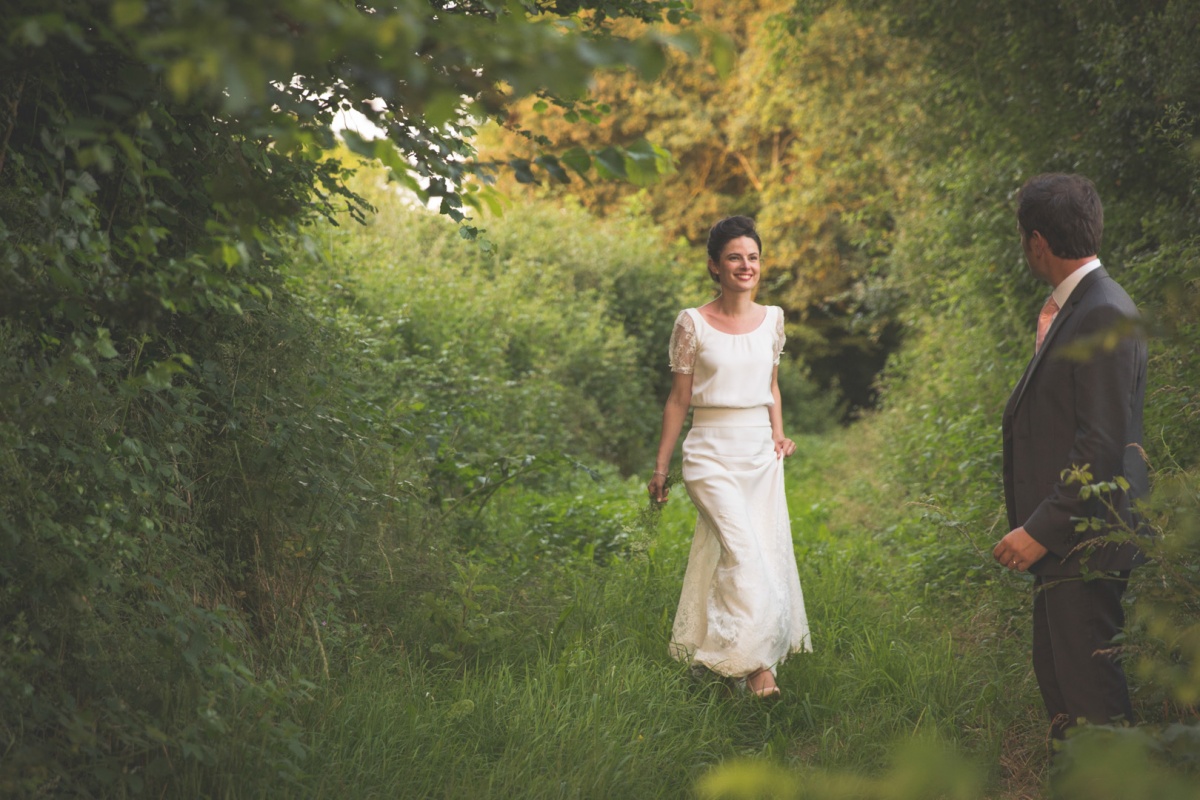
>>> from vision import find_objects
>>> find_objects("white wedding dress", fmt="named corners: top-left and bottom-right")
top-left (667, 306), bottom-right (811, 678)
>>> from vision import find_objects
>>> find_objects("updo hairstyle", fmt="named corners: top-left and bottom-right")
top-left (706, 216), bottom-right (762, 283)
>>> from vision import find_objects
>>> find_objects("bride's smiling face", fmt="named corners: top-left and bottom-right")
top-left (709, 236), bottom-right (761, 292)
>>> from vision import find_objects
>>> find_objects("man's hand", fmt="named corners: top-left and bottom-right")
top-left (993, 526), bottom-right (1049, 572)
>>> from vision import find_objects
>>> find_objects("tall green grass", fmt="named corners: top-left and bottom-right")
top-left (274, 434), bottom-right (1043, 799)
top-left (116, 181), bottom-right (1193, 798)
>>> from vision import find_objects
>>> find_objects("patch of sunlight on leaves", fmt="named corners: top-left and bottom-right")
top-left (697, 736), bottom-right (983, 800)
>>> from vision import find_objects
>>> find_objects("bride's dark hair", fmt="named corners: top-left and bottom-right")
top-left (706, 216), bottom-right (762, 282)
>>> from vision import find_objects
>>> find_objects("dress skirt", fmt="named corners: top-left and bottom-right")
top-left (669, 406), bottom-right (811, 678)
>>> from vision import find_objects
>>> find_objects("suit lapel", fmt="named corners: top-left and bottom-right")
top-left (1008, 267), bottom-right (1109, 414)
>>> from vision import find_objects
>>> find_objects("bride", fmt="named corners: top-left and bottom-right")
top-left (647, 215), bottom-right (811, 698)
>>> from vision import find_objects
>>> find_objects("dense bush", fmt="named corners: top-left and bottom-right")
top-left (822, 0), bottom-right (1200, 788)
top-left (0, 0), bottom-right (692, 793)
top-left (0, 277), bottom-right (393, 794)
top-left (295, 177), bottom-right (697, 475)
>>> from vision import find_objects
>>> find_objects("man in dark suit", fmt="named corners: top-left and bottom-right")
top-left (992, 173), bottom-right (1149, 739)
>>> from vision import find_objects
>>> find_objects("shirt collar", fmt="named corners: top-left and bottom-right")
top-left (1052, 258), bottom-right (1102, 308)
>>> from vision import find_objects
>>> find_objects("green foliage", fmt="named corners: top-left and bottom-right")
top-left (697, 725), bottom-right (1200, 800)
top-left (0, 294), bottom-right (381, 795)
top-left (1126, 472), bottom-right (1200, 711)
top-left (296, 170), bottom-right (695, 474)
top-left (4, 0), bottom-right (1199, 796)
top-left (788, 0), bottom-right (1200, 792)
top-left (478, 0), bottom-right (927, 412)
top-left (261, 175), bottom-right (729, 686)
top-left (698, 737), bottom-right (985, 800)
top-left (0, 0), bottom-right (701, 792)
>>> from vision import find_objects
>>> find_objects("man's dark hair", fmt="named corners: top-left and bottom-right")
top-left (706, 216), bottom-right (762, 282)
top-left (1016, 173), bottom-right (1104, 259)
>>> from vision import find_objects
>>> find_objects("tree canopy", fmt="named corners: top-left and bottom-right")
top-left (1, 0), bottom-right (699, 343)
top-left (478, 0), bottom-right (928, 411)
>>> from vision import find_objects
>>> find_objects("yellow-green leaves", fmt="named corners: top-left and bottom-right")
top-left (110, 0), bottom-right (147, 28)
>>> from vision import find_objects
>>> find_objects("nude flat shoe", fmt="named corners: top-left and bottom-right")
top-left (750, 683), bottom-right (781, 700)
top-left (746, 669), bottom-right (781, 700)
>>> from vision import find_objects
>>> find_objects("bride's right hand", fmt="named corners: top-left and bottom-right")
top-left (648, 472), bottom-right (669, 503)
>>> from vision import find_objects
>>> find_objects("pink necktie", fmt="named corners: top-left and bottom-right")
top-left (1035, 295), bottom-right (1060, 354)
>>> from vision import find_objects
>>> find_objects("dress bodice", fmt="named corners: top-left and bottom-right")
top-left (668, 306), bottom-right (784, 409)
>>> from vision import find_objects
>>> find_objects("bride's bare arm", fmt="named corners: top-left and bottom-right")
top-left (648, 371), bottom-right (693, 502)
top-left (769, 366), bottom-right (796, 458)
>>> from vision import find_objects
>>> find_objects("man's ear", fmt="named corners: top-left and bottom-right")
top-left (1032, 230), bottom-right (1049, 255)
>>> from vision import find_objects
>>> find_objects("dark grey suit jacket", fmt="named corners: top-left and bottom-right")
top-left (1002, 266), bottom-right (1149, 576)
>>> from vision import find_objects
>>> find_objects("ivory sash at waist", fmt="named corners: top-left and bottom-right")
top-left (690, 406), bottom-right (770, 427)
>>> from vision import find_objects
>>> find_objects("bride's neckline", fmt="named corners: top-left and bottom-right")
top-left (694, 304), bottom-right (770, 336)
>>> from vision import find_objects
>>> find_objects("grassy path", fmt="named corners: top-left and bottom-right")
top-left (299, 434), bottom-right (1046, 798)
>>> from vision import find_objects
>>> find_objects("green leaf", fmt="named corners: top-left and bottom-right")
top-left (479, 187), bottom-right (504, 216)
top-left (145, 724), bottom-right (170, 743)
top-left (339, 129), bottom-right (376, 159)
top-left (71, 352), bottom-right (97, 377)
top-left (220, 242), bottom-right (241, 268)
top-left (426, 91), bottom-right (462, 127)
top-left (560, 147), bottom-right (592, 176)
top-left (707, 31), bottom-right (736, 78)
top-left (629, 41), bottom-right (667, 81)
top-left (509, 158), bottom-right (537, 184)
top-left (622, 139), bottom-right (667, 185)
top-left (95, 328), bottom-right (119, 359)
top-left (534, 155), bottom-right (570, 184)
top-left (20, 19), bottom-right (47, 46)
top-left (593, 146), bottom-right (627, 179)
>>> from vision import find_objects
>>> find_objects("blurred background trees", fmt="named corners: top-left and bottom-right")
top-left (480, 0), bottom-right (927, 413)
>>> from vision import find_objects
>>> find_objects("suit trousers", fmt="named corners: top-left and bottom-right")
top-left (1032, 572), bottom-right (1133, 738)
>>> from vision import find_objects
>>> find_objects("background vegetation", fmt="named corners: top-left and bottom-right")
top-left (1, 0), bottom-right (1197, 798)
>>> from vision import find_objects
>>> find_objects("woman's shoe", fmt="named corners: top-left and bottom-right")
top-left (746, 669), bottom-right (781, 699)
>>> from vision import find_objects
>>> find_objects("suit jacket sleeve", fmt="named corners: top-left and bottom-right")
top-left (1022, 302), bottom-right (1142, 557)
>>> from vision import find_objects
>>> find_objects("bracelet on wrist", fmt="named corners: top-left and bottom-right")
top-left (653, 470), bottom-right (668, 477)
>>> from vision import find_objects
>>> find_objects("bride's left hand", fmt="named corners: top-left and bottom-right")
top-left (774, 436), bottom-right (796, 459)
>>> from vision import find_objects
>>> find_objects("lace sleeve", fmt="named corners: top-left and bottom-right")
top-left (668, 311), bottom-right (698, 374)
top-left (772, 307), bottom-right (785, 365)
